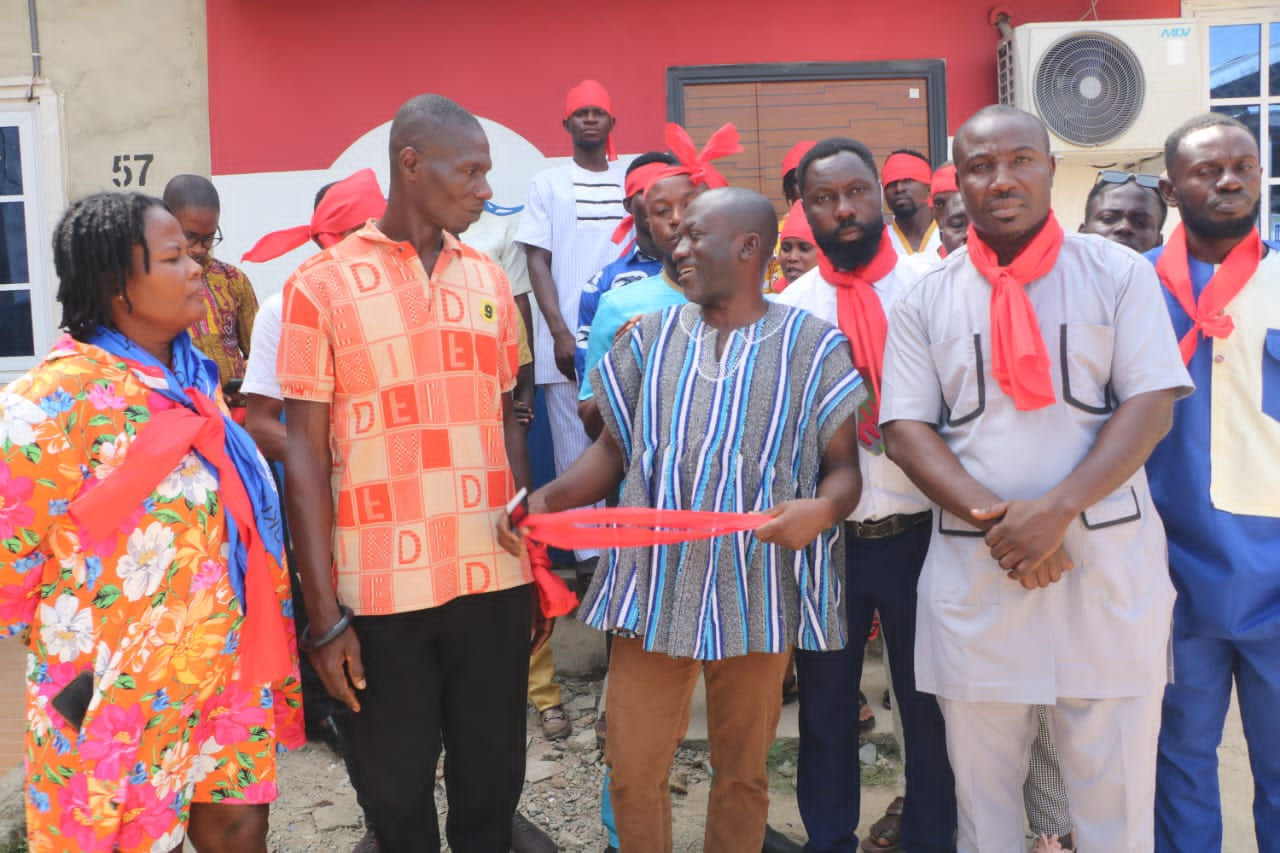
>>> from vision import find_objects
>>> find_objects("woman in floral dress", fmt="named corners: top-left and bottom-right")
top-left (0, 192), bottom-right (303, 852)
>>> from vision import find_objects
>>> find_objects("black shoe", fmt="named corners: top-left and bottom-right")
top-left (305, 713), bottom-right (345, 756)
top-left (511, 812), bottom-right (558, 853)
top-left (762, 824), bottom-right (804, 853)
top-left (352, 829), bottom-right (378, 853)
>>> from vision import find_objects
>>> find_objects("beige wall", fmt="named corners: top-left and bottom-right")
top-left (1, 0), bottom-right (210, 202)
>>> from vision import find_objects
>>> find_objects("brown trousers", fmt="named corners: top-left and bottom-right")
top-left (604, 636), bottom-right (790, 852)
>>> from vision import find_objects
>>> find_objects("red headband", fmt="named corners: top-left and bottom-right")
top-left (645, 122), bottom-right (743, 198)
top-left (781, 140), bottom-right (818, 177)
top-left (929, 164), bottom-right (958, 204)
top-left (612, 161), bottom-right (674, 244)
top-left (564, 79), bottom-right (617, 161)
top-left (780, 200), bottom-right (816, 244)
top-left (242, 169), bottom-right (385, 263)
top-left (882, 152), bottom-right (933, 188)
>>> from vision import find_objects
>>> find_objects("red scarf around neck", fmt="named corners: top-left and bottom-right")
top-left (1155, 224), bottom-right (1263, 365)
top-left (817, 227), bottom-right (899, 422)
top-left (966, 213), bottom-right (1064, 411)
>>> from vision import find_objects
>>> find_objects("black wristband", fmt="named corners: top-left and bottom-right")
top-left (300, 604), bottom-right (354, 651)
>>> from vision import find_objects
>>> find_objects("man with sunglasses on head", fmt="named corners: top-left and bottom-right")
top-left (163, 174), bottom-right (259, 402)
top-left (1080, 170), bottom-right (1168, 255)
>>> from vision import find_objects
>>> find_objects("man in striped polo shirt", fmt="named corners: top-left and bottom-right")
top-left (500, 187), bottom-right (864, 851)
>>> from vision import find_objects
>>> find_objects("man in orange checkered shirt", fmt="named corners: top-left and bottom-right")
top-left (278, 94), bottom-right (546, 853)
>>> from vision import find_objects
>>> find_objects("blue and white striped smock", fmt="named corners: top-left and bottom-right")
top-left (582, 300), bottom-right (865, 660)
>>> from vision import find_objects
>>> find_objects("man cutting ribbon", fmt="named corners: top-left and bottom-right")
top-left (498, 186), bottom-right (863, 852)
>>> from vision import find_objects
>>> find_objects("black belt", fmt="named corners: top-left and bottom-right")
top-left (846, 510), bottom-right (931, 540)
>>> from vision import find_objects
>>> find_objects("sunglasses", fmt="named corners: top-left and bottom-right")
top-left (183, 226), bottom-right (223, 250)
top-left (1095, 170), bottom-right (1161, 190)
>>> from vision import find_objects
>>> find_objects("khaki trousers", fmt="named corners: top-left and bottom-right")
top-left (527, 639), bottom-right (562, 712)
top-left (604, 636), bottom-right (790, 853)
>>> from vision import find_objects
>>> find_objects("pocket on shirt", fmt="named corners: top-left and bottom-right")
top-left (1080, 485), bottom-right (1141, 530)
top-left (928, 333), bottom-right (986, 426)
top-left (1263, 329), bottom-right (1280, 423)
top-left (1060, 323), bottom-right (1116, 415)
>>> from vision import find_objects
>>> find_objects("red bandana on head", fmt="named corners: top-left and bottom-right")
top-left (242, 169), bottom-right (385, 263)
top-left (780, 200), bottom-right (816, 245)
top-left (611, 161), bottom-right (672, 245)
top-left (966, 213), bottom-right (1065, 411)
top-left (652, 122), bottom-right (743, 191)
top-left (929, 164), bottom-right (958, 204)
top-left (817, 228), bottom-right (899, 429)
top-left (564, 79), bottom-right (617, 161)
top-left (882, 152), bottom-right (933, 187)
top-left (1155, 224), bottom-right (1263, 365)
top-left (781, 140), bottom-right (818, 177)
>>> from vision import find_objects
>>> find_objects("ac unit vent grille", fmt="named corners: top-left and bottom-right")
top-left (1033, 31), bottom-right (1145, 146)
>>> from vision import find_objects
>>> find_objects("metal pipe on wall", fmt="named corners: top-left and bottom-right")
top-left (27, 0), bottom-right (41, 101)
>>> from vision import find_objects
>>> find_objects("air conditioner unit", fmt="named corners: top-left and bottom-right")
top-left (997, 19), bottom-right (1206, 164)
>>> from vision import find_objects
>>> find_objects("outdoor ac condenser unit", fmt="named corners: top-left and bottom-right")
top-left (997, 19), bottom-right (1206, 163)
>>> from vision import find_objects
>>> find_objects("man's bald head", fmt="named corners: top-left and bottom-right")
top-left (953, 105), bottom-right (1050, 165)
top-left (388, 94), bottom-right (483, 162)
top-left (162, 174), bottom-right (219, 214)
top-left (691, 187), bottom-right (779, 274)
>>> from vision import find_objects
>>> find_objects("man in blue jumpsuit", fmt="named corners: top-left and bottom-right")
top-left (1147, 112), bottom-right (1280, 852)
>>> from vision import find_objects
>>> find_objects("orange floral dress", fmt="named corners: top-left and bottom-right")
top-left (0, 338), bottom-right (303, 853)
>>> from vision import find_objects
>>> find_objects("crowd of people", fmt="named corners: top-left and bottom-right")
top-left (0, 76), bottom-right (1274, 853)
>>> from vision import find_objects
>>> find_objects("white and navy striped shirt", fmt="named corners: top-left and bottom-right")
top-left (582, 302), bottom-right (865, 659)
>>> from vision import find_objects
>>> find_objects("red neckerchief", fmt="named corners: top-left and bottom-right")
top-left (817, 228), bottom-right (899, 426)
top-left (1155, 224), bottom-right (1263, 365)
top-left (70, 394), bottom-right (293, 686)
top-left (966, 213), bottom-right (1064, 411)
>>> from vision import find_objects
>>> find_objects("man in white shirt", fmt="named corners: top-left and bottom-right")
top-left (776, 137), bottom-right (956, 853)
top-left (880, 105), bottom-right (1192, 853)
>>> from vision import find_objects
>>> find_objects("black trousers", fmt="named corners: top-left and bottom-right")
top-left (347, 584), bottom-right (532, 853)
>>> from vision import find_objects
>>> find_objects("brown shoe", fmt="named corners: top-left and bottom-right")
top-left (539, 706), bottom-right (571, 740)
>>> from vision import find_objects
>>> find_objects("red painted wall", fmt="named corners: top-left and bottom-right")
top-left (206, 0), bottom-right (1179, 175)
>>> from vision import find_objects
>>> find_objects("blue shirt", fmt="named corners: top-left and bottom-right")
top-left (578, 272), bottom-right (687, 400)
top-left (575, 245), bottom-right (661, 382)
top-left (1145, 241), bottom-right (1280, 639)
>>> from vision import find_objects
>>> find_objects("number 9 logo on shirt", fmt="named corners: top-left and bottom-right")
top-left (480, 299), bottom-right (496, 322)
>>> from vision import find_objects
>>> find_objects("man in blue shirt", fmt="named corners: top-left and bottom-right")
top-left (1146, 112), bottom-right (1280, 853)
top-left (574, 152), bottom-right (676, 383)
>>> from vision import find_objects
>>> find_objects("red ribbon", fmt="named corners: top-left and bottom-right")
top-left (241, 169), bottom-right (385, 263)
top-left (1155, 224), bottom-right (1262, 365)
top-left (69, 396), bottom-right (292, 687)
top-left (521, 507), bottom-right (772, 550)
top-left (966, 213), bottom-right (1065, 411)
top-left (882, 152), bottom-right (933, 187)
top-left (653, 122), bottom-right (743, 191)
top-left (929, 164), bottom-right (958, 203)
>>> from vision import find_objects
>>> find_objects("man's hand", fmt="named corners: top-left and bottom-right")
top-left (972, 496), bottom-right (1075, 575)
top-left (553, 330), bottom-right (577, 383)
top-left (514, 399), bottom-right (534, 428)
top-left (531, 601), bottom-right (554, 652)
top-left (495, 508), bottom-right (526, 558)
top-left (755, 498), bottom-right (840, 551)
top-left (307, 626), bottom-right (367, 713)
top-left (1010, 545), bottom-right (1075, 590)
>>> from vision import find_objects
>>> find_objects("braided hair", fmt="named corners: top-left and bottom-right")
top-left (53, 191), bottom-right (167, 341)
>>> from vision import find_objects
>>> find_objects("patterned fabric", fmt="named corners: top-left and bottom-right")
top-left (0, 337), bottom-right (303, 853)
top-left (188, 257), bottom-right (259, 386)
top-left (575, 244), bottom-right (661, 381)
top-left (583, 301), bottom-right (864, 659)
top-left (277, 222), bottom-right (530, 616)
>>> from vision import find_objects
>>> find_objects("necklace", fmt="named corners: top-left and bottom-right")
top-left (679, 304), bottom-right (785, 383)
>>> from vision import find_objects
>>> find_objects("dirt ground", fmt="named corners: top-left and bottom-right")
top-left (262, 663), bottom-right (1263, 853)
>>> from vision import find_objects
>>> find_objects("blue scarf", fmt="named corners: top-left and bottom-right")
top-left (87, 327), bottom-right (284, 609)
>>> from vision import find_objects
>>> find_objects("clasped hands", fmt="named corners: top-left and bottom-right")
top-left (970, 496), bottom-right (1075, 590)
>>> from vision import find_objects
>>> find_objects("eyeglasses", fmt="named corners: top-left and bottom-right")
top-left (183, 226), bottom-right (223, 250)
top-left (1095, 170), bottom-right (1161, 190)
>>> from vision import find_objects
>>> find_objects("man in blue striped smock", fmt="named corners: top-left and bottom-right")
top-left (499, 187), bottom-right (864, 851)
